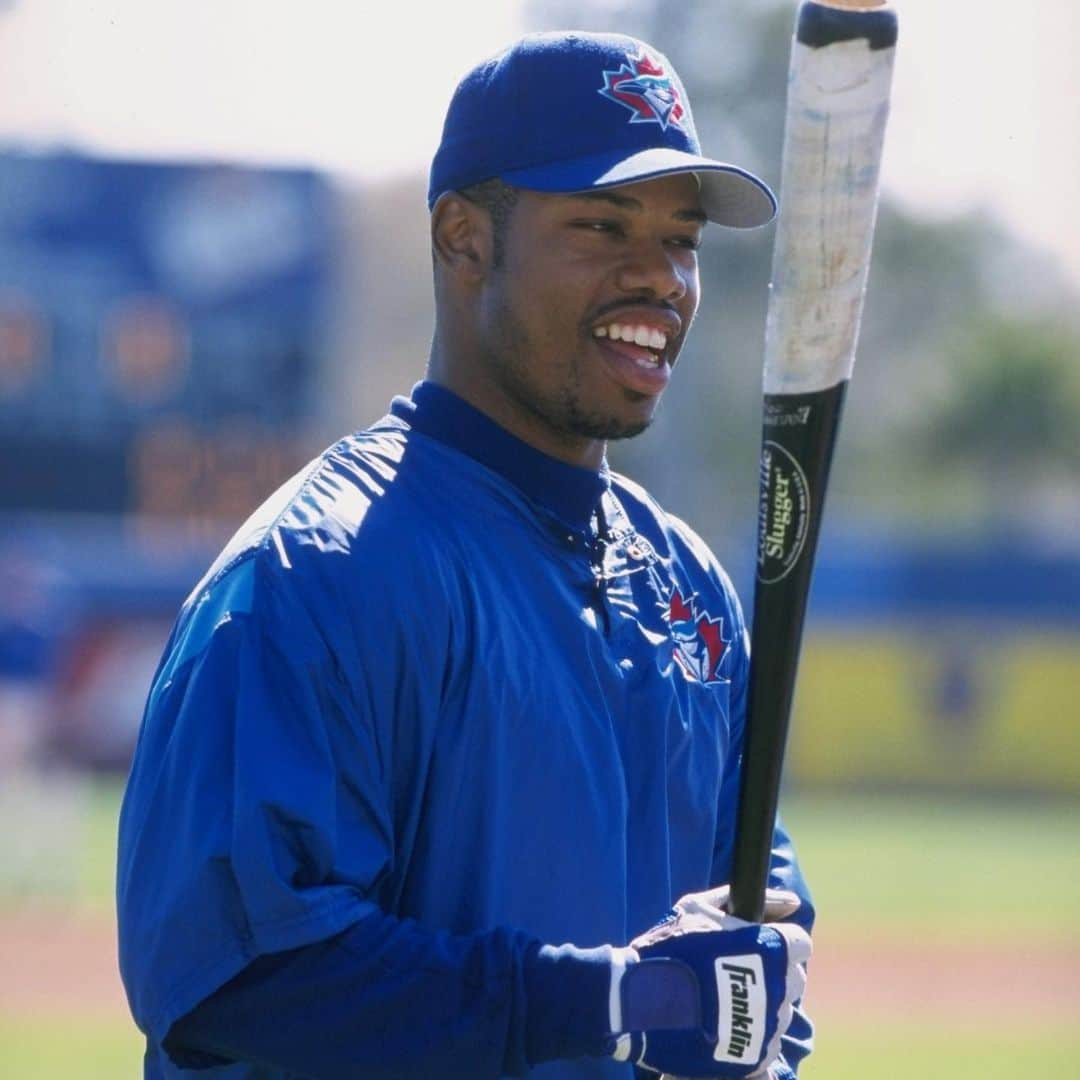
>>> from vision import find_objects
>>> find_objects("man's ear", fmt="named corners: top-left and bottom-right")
top-left (431, 192), bottom-right (493, 280)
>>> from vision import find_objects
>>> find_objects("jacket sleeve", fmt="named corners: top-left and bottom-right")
top-left (116, 546), bottom-right (614, 1078)
top-left (163, 910), bottom-right (614, 1079)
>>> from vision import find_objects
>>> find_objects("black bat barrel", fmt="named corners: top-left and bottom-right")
top-left (729, 381), bottom-right (847, 921)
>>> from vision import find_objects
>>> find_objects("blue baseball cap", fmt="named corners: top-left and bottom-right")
top-left (428, 31), bottom-right (776, 229)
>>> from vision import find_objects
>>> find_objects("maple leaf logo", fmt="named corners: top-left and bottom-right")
top-left (598, 50), bottom-right (686, 131)
top-left (666, 587), bottom-right (729, 685)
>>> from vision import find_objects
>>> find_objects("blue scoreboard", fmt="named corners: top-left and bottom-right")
top-left (0, 150), bottom-right (336, 523)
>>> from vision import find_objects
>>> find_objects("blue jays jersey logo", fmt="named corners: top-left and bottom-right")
top-left (598, 50), bottom-right (686, 131)
top-left (665, 587), bottom-right (730, 685)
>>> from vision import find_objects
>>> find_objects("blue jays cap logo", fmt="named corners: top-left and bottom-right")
top-left (598, 49), bottom-right (686, 132)
top-left (665, 587), bottom-right (729, 685)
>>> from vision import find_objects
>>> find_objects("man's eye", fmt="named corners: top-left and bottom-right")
top-left (573, 220), bottom-right (622, 236)
top-left (670, 235), bottom-right (702, 251)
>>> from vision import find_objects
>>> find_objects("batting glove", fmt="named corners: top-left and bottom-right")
top-left (607, 885), bottom-right (811, 1079)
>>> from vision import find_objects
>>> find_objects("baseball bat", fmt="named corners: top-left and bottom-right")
top-left (729, 0), bottom-right (899, 922)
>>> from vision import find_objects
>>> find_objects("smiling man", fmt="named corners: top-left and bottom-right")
top-left (118, 31), bottom-right (814, 1080)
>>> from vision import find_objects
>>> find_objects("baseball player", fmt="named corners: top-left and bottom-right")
top-left (117, 31), bottom-right (814, 1080)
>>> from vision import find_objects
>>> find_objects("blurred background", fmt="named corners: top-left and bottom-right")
top-left (0, 0), bottom-right (1077, 1076)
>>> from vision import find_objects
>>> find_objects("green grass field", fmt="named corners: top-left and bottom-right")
top-left (1, 779), bottom-right (1077, 1078)
top-left (782, 793), bottom-right (1080, 1076)
top-left (0, 1016), bottom-right (144, 1080)
top-left (781, 792), bottom-right (1080, 941)
top-left (808, 1023), bottom-right (1080, 1077)
top-left (5, 1017), bottom-right (1076, 1080)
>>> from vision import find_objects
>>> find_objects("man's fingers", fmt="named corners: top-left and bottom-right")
top-left (675, 883), bottom-right (801, 923)
top-left (761, 888), bottom-right (801, 922)
top-left (693, 883), bottom-right (731, 912)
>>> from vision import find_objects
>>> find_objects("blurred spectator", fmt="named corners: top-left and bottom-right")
top-left (0, 552), bottom-right (70, 768)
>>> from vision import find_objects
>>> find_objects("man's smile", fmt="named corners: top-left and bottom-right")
top-left (585, 303), bottom-right (683, 392)
top-left (593, 323), bottom-right (668, 352)
top-left (588, 327), bottom-right (672, 394)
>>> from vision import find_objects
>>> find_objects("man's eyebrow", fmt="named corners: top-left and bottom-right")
top-left (674, 208), bottom-right (708, 225)
top-left (570, 191), bottom-right (706, 224)
top-left (571, 191), bottom-right (642, 211)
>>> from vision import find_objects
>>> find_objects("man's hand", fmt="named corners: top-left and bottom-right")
top-left (606, 885), bottom-right (810, 1079)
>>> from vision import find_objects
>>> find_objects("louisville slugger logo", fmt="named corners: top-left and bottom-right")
top-left (598, 50), bottom-right (686, 130)
top-left (763, 467), bottom-right (793, 561)
top-left (756, 441), bottom-right (810, 584)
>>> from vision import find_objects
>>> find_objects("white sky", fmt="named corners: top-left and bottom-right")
top-left (1, 0), bottom-right (1077, 286)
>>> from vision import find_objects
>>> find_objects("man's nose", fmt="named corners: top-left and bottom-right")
top-left (614, 243), bottom-right (691, 302)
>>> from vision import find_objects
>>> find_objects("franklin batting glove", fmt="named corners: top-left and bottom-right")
top-left (606, 886), bottom-right (810, 1079)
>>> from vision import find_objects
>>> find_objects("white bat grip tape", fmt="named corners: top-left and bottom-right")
top-left (763, 34), bottom-right (897, 396)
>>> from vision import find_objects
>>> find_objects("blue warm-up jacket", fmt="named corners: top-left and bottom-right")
top-left (116, 381), bottom-right (814, 1079)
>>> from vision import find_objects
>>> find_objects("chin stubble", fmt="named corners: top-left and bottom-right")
top-left (557, 389), bottom-right (653, 441)
top-left (486, 295), bottom-right (656, 445)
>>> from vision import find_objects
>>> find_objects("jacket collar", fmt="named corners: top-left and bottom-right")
top-left (390, 381), bottom-right (609, 532)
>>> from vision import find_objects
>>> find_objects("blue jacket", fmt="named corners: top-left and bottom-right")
top-left (117, 381), bottom-right (813, 1078)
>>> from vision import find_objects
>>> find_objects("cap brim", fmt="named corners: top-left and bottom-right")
top-left (499, 147), bottom-right (776, 229)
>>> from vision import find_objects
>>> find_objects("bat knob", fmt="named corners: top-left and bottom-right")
top-left (798, 1), bottom-right (898, 51)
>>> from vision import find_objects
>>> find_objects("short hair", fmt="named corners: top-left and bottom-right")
top-left (459, 178), bottom-right (520, 268)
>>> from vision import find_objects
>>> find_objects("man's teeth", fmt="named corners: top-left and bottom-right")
top-left (593, 323), bottom-right (668, 351)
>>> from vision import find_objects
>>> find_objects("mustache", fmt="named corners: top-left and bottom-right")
top-left (587, 297), bottom-right (679, 323)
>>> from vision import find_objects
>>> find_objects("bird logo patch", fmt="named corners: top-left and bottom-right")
top-left (598, 50), bottom-right (686, 131)
top-left (666, 587), bottom-right (729, 685)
